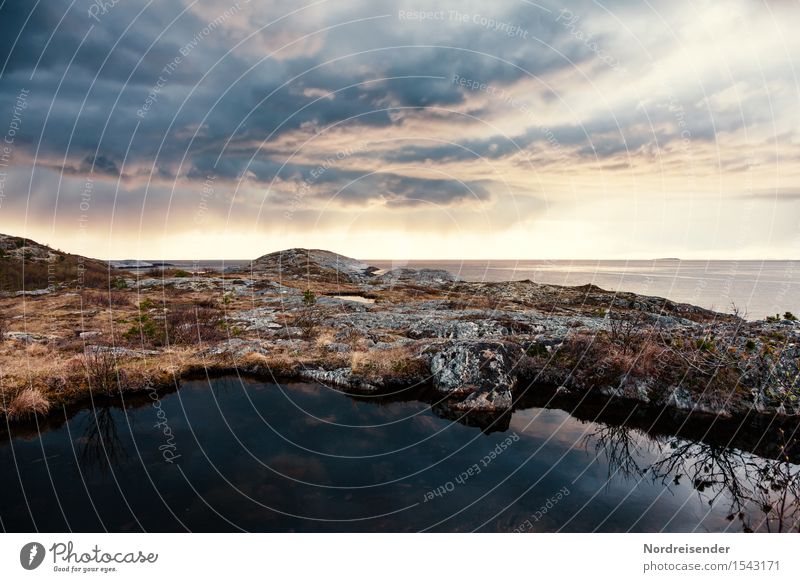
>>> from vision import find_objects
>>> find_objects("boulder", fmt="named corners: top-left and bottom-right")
top-left (429, 340), bottom-right (523, 413)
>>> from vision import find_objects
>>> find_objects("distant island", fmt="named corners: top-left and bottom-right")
top-left (1, 232), bottom-right (798, 433)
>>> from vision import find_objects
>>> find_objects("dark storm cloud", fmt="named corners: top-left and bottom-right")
top-left (378, 99), bottom-right (731, 165)
top-left (0, 0), bottom-right (594, 188)
top-left (334, 174), bottom-right (492, 207)
top-left (1, 0), bottom-right (789, 234)
top-left (58, 154), bottom-right (122, 177)
top-left (188, 149), bottom-right (491, 208)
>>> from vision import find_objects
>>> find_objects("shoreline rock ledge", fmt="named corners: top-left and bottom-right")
top-left (1, 244), bottom-right (798, 431)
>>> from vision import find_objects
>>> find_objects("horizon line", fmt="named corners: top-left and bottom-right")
top-left (107, 256), bottom-right (800, 262)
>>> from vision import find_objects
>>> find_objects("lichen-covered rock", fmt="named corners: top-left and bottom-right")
top-left (407, 319), bottom-right (505, 340)
top-left (325, 342), bottom-right (352, 353)
top-left (298, 368), bottom-right (380, 392)
top-left (429, 340), bottom-right (523, 412)
top-left (203, 338), bottom-right (268, 359)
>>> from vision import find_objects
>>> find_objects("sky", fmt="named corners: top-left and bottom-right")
top-left (0, 0), bottom-right (798, 260)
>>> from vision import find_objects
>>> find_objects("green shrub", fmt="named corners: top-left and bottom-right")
top-left (695, 338), bottom-right (715, 352)
top-left (303, 289), bottom-right (316, 306)
top-left (124, 314), bottom-right (161, 344)
top-left (525, 342), bottom-right (549, 358)
top-left (139, 298), bottom-right (156, 310)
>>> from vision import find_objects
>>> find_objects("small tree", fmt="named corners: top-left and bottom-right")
top-left (303, 289), bottom-right (316, 306)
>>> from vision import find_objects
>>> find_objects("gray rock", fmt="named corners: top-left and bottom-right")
top-left (84, 345), bottom-right (160, 358)
top-left (14, 288), bottom-right (51, 297)
top-left (298, 367), bottom-right (380, 392)
top-left (407, 318), bottom-right (507, 340)
top-left (234, 307), bottom-right (280, 331)
top-left (325, 342), bottom-right (352, 353)
top-left (429, 340), bottom-right (522, 412)
top-left (665, 386), bottom-right (693, 410)
top-left (4, 331), bottom-right (60, 343)
top-left (203, 338), bottom-right (267, 359)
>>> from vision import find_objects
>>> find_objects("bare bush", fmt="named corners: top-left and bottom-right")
top-left (165, 306), bottom-right (226, 345)
top-left (607, 312), bottom-right (646, 355)
top-left (295, 308), bottom-right (321, 340)
top-left (123, 304), bottom-right (225, 347)
top-left (81, 290), bottom-right (132, 308)
top-left (81, 350), bottom-right (121, 396)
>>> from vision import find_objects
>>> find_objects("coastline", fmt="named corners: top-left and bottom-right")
top-left (1, 248), bottom-right (798, 434)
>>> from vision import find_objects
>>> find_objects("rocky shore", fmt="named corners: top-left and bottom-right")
top-left (1, 246), bottom-right (798, 430)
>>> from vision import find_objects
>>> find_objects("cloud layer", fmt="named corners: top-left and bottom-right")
top-left (0, 0), bottom-right (798, 259)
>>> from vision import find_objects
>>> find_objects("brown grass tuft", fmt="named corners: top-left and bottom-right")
top-left (351, 346), bottom-right (428, 382)
top-left (6, 388), bottom-right (51, 420)
top-left (80, 290), bottom-right (132, 308)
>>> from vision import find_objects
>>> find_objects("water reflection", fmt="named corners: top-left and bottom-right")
top-left (1, 377), bottom-right (799, 532)
top-left (78, 404), bottom-right (128, 474)
top-left (585, 423), bottom-right (800, 532)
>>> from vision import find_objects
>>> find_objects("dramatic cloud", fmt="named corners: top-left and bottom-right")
top-left (1, 0), bottom-right (799, 259)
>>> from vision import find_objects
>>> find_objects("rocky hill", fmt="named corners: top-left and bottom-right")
top-left (248, 248), bottom-right (379, 283)
top-left (0, 233), bottom-right (112, 292)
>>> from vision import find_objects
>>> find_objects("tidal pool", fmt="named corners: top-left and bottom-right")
top-left (1, 376), bottom-right (797, 532)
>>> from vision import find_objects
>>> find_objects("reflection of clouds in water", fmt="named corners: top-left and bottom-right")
top-left (265, 453), bottom-right (330, 483)
top-left (4, 375), bottom-right (799, 531)
top-left (511, 407), bottom-right (617, 452)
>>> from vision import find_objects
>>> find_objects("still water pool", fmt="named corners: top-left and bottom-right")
top-left (1, 376), bottom-right (797, 532)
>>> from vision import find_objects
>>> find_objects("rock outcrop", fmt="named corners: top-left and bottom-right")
top-left (0, 232), bottom-right (112, 291)
top-left (428, 340), bottom-right (522, 413)
top-left (248, 248), bottom-right (378, 283)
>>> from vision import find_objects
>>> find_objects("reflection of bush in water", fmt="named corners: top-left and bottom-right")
top-left (587, 423), bottom-right (800, 532)
top-left (79, 406), bottom-right (128, 474)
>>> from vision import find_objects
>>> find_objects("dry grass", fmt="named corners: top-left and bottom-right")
top-left (80, 290), bottom-right (132, 308)
top-left (526, 329), bottom-right (667, 391)
top-left (238, 351), bottom-right (300, 377)
top-left (6, 388), bottom-right (50, 420)
top-left (350, 346), bottom-right (428, 383)
top-left (314, 328), bottom-right (337, 348)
